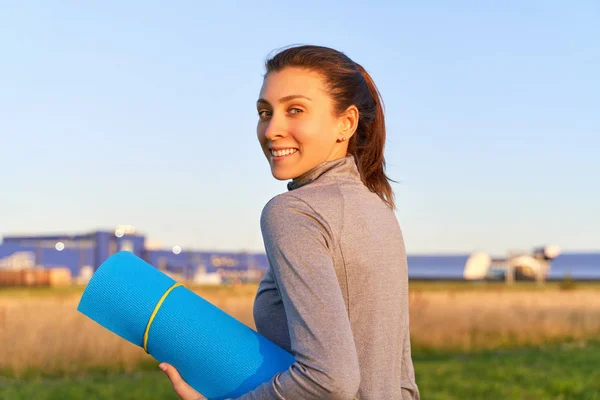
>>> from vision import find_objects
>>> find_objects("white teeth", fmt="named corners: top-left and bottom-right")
top-left (271, 148), bottom-right (298, 157)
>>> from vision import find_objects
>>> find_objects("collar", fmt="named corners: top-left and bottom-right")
top-left (287, 154), bottom-right (361, 191)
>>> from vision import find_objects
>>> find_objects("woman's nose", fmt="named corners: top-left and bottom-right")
top-left (263, 116), bottom-right (287, 141)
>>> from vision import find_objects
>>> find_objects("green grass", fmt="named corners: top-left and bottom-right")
top-left (414, 341), bottom-right (600, 399)
top-left (0, 371), bottom-right (179, 400)
top-left (2, 342), bottom-right (599, 400)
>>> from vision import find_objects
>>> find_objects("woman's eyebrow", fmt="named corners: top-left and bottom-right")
top-left (256, 94), bottom-right (312, 105)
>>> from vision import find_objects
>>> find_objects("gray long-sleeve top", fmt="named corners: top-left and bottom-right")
top-left (234, 155), bottom-right (419, 400)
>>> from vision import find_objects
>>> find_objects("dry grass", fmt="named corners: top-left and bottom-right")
top-left (409, 288), bottom-right (600, 350)
top-left (0, 287), bottom-right (256, 376)
top-left (1, 284), bottom-right (599, 376)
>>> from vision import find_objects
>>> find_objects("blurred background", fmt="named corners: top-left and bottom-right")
top-left (1, 1), bottom-right (598, 399)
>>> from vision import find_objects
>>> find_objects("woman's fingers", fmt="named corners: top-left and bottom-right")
top-left (159, 363), bottom-right (204, 400)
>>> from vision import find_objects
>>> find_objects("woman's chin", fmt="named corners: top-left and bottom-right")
top-left (269, 163), bottom-right (301, 181)
top-left (271, 168), bottom-right (295, 181)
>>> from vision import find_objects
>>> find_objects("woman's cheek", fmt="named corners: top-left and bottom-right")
top-left (291, 121), bottom-right (318, 144)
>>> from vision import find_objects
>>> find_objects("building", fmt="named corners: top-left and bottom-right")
top-left (0, 226), bottom-right (269, 285)
top-left (2, 227), bottom-right (597, 285)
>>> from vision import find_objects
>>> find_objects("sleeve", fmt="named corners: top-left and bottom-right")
top-left (232, 194), bottom-right (361, 400)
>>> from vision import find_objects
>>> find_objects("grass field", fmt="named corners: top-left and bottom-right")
top-left (2, 342), bottom-right (599, 400)
top-left (1, 282), bottom-right (599, 399)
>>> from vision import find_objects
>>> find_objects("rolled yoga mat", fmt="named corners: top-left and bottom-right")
top-left (77, 251), bottom-right (295, 400)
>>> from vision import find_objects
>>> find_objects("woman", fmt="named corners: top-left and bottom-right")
top-left (161, 45), bottom-right (420, 400)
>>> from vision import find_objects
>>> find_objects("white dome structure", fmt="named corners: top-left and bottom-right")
top-left (463, 251), bottom-right (492, 280)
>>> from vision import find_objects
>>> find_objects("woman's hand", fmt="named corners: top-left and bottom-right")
top-left (159, 362), bottom-right (207, 400)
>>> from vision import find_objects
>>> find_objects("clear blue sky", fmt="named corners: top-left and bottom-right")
top-left (1, 1), bottom-right (598, 256)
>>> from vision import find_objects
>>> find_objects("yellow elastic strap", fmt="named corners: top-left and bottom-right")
top-left (143, 282), bottom-right (184, 353)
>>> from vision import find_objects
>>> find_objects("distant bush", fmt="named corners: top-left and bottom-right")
top-left (559, 272), bottom-right (576, 291)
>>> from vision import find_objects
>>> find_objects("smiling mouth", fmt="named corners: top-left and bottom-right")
top-left (270, 148), bottom-right (298, 159)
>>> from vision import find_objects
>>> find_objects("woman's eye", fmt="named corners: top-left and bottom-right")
top-left (258, 110), bottom-right (271, 119)
top-left (289, 108), bottom-right (303, 115)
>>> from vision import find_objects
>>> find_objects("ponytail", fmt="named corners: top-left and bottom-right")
top-left (350, 63), bottom-right (396, 209)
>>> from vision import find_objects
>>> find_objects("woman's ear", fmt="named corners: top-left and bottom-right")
top-left (338, 105), bottom-right (359, 141)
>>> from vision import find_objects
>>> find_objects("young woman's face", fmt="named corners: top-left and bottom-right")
top-left (256, 67), bottom-right (352, 181)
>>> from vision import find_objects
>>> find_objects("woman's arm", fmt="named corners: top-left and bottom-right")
top-left (232, 194), bottom-right (361, 400)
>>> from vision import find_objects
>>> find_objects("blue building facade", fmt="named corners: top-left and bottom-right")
top-left (0, 228), bottom-right (269, 283)
top-left (2, 228), bottom-right (598, 282)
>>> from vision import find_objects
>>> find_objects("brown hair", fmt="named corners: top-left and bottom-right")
top-left (264, 45), bottom-right (397, 209)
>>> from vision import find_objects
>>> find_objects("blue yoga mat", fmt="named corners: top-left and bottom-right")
top-left (77, 251), bottom-right (295, 400)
